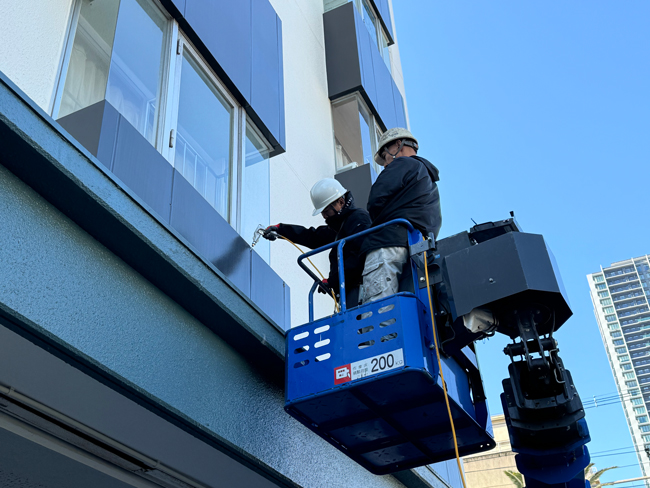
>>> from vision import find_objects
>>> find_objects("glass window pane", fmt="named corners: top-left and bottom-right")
top-left (332, 96), bottom-right (373, 170)
top-left (381, 31), bottom-right (391, 72)
top-left (358, 104), bottom-right (373, 166)
top-left (106, 0), bottom-right (166, 145)
top-left (242, 124), bottom-right (271, 263)
top-left (175, 52), bottom-right (233, 219)
top-left (362, 0), bottom-right (378, 47)
top-left (57, 0), bottom-right (119, 118)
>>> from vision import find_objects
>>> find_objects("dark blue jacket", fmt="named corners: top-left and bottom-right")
top-left (361, 156), bottom-right (442, 255)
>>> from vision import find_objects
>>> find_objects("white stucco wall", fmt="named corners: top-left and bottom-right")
top-left (268, 0), bottom-right (340, 327)
top-left (0, 0), bottom-right (74, 111)
top-left (267, 0), bottom-right (410, 328)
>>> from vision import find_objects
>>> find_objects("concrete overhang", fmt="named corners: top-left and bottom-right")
top-left (0, 71), bottom-right (286, 380)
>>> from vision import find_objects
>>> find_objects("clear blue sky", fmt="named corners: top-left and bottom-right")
top-left (395, 1), bottom-right (650, 485)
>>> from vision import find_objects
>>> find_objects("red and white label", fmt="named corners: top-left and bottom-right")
top-left (334, 365), bottom-right (351, 384)
top-left (334, 349), bottom-right (404, 385)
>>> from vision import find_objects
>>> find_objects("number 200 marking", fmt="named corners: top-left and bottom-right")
top-left (371, 353), bottom-right (395, 372)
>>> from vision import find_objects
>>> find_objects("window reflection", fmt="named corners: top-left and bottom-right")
top-left (332, 96), bottom-right (374, 170)
top-left (242, 124), bottom-right (271, 263)
top-left (106, 0), bottom-right (167, 145)
top-left (175, 53), bottom-right (233, 220)
top-left (362, 0), bottom-right (378, 48)
top-left (57, 0), bottom-right (119, 118)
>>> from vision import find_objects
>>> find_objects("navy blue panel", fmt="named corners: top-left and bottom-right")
top-left (354, 9), bottom-right (377, 110)
top-left (276, 16), bottom-right (285, 151)
top-left (371, 44), bottom-right (397, 130)
top-left (251, 0), bottom-right (280, 143)
top-left (170, 172), bottom-right (251, 297)
top-left (251, 250), bottom-right (285, 327)
top-left (392, 80), bottom-right (407, 128)
top-left (112, 115), bottom-right (173, 224)
top-left (184, 0), bottom-right (252, 104)
top-left (283, 283), bottom-right (291, 331)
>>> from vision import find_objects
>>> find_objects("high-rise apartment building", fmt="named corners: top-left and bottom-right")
top-left (0, 1), bottom-right (466, 487)
top-left (588, 255), bottom-right (650, 486)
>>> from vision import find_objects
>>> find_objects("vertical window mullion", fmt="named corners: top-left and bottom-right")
top-left (163, 24), bottom-right (182, 163)
top-left (231, 107), bottom-right (244, 231)
top-left (51, 0), bottom-right (83, 117)
top-left (154, 16), bottom-right (177, 153)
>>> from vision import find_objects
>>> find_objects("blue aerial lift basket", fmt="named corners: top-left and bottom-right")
top-left (284, 220), bottom-right (495, 475)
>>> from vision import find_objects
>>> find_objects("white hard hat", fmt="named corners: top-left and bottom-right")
top-left (310, 178), bottom-right (347, 216)
top-left (374, 127), bottom-right (419, 166)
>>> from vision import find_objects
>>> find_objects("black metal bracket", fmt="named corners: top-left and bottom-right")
top-left (409, 232), bottom-right (436, 258)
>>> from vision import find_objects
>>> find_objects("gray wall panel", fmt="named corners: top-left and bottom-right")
top-left (251, 250), bottom-right (286, 330)
top-left (112, 115), bottom-right (173, 225)
top-left (251, 0), bottom-right (280, 141)
top-left (57, 100), bottom-right (119, 170)
top-left (324, 3), bottom-right (362, 99)
top-left (184, 0), bottom-right (253, 104)
top-left (170, 171), bottom-right (252, 297)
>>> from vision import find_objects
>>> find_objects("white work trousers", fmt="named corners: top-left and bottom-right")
top-left (359, 247), bottom-right (409, 304)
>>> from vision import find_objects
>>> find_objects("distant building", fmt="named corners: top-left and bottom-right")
top-left (463, 414), bottom-right (519, 488)
top-left (588, 256), bottom-right (650, 487)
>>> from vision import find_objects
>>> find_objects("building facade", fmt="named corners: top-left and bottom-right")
top-left (588, 255), bottom-right (650, 486)
top-left (463, 415), bottom-right (518, 488)
top-left (0, 0), bottom-right (463, 487)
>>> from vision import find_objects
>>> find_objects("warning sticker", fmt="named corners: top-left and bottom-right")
top-left (334, 349), bottom-right (404, 384)
top-left (334, 365), bottom-right (351, 385)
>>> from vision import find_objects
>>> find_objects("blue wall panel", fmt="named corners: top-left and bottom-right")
top-left (392, 81), bottom-right (407, 129)
top-left (112, 117), bottom-right (173, 224)
top-left (372, 45), bottom-right (397, 130)
top-left (251, 0), bottom-right (280, 142)
top-left (251, 250), bottom-right (285, 329)
top-left (170, 172), bottom-right (251, 297)
top-left (354, 11), bottom-right (378, 110)
top-left (184, 0), bottom-right (253, 104)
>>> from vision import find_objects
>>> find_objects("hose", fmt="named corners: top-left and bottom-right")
top-left (275, 235), bottom-right (340, 314)
top-left (423, 245), bottom-right (468, 488)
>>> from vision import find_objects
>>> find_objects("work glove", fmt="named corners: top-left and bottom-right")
top-left (318, 279), bottom-right (332, 295)
top-left (262, 224), bottom-right (280, 241)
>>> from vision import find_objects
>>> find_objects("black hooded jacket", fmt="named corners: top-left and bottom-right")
top-left (361, 156), bottom-right (442, 255)
top-left (277, 194), bottom-right (371, 293)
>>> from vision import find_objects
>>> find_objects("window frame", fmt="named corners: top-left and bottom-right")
top-left (54, 0), bottom-right (273, 238)
top-left (331, 92), bottom-right (382, 172)
top-left (169, 34), bottom-right (241, 226)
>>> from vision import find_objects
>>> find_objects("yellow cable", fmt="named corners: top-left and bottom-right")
top-left (276, 235), bottom-right (340, 313)
top-left (423, 244), bottom-right (468, 488)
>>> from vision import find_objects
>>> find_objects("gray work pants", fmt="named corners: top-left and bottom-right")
top-left (359, 247), bottom-right (409, 305)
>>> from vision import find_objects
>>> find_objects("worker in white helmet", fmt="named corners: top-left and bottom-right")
top-left (359, 127), bottom-right (442, 304)
top-left (263, 178), bottom-right (371, 303)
